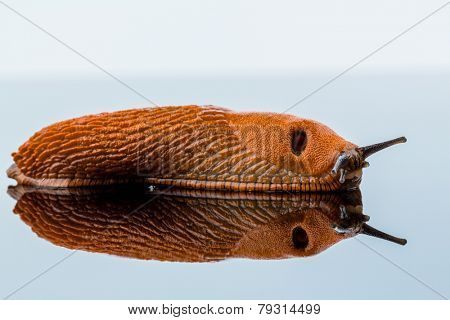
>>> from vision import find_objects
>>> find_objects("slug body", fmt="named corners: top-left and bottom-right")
top-left (9, 187), bottom-right (365, 261)
top-left (9, 186), bottom-right (405, 262)
top-left (8, 105), bottom-right (406, 192)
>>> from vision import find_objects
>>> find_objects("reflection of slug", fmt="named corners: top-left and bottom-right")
top-left (7, 106), bottom-right (406, 191)
top-left (8, 186), bottom-right (406, 262)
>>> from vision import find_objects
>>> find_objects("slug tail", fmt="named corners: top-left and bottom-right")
top-left (7, 163), bottom-right (144, 188)
top-left (5, 164), bottom-right (34, 186)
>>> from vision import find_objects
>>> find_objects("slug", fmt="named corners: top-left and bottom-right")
top-left (7, 105), bottom-right (406, 192)
top-left (8, 186), bottom-right (405, 262)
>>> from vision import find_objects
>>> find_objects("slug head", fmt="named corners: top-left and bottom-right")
top-left (232, 207), bottom-right (349, 259)
top-left (227, 112), bottom-right (406, 188)
top-left (227, 112), bottom-right (356, 177)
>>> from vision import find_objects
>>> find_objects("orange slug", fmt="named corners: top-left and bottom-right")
top-left (8, 186), bottom-right (406, 262)
top-left (7, 105), bottom-right (406, 192)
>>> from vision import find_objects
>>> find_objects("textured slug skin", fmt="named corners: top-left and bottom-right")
top-left (10, 187), bottom-right (353, 262)
top-left (8, 105), bottom-right (356, 191)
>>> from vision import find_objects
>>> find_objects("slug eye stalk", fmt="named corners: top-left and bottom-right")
top-left (361, 223), bottom-right (407, 246)
top-left (333, 206), bottom-right (407, 246)
top-left (331, 136), bottom-right (407, 183)
top-left (357, 136), bottom-right (407, 159)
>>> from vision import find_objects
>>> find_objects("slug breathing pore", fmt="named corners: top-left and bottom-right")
top-left (7, 105), bottom-right (406, 192)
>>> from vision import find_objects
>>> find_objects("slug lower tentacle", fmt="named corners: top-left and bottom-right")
top-left (7, 105), bottom-right (406, 192)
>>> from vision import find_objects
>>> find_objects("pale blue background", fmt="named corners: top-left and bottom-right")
top-left (1, 0), bottom-right (449, 299)
top-left (1, 74), bottom-right (449, 299)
